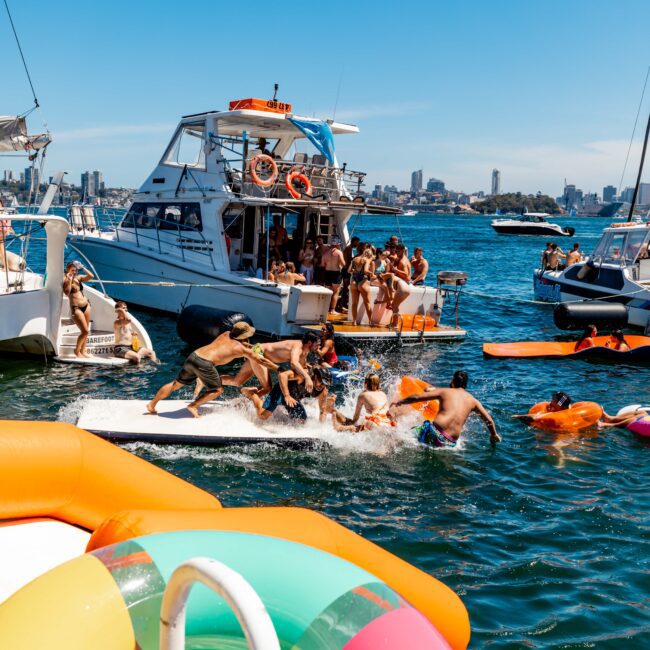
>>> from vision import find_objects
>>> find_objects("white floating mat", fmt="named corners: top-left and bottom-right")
top-left (54, 356), bottom-right (129, 366)
top-left (76, 399), bottom-right (322, 447)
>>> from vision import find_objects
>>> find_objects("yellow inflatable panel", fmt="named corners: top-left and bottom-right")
top-left (0, 553), bottom-right (134, 650)
top-left (88, 507), bottom-right (470, 650)
top-left (0, 420), bottom-right (221, 529)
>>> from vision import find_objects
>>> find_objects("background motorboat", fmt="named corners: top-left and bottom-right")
top-left (491, 213), bottom-right (575, 237)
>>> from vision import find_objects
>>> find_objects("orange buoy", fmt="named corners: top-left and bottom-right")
top-left (249, 154), bottom-right (278, 188)
top-left (286, 170), bottom-right (312, 199)
top-left (527, 401), bottom-right (602, 432)
top-left (398, 376), bottom-right (440, 421)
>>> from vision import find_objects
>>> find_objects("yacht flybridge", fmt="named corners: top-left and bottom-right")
top-left (69, 97), bottom-right (466, 342)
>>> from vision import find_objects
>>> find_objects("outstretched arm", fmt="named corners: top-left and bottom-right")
top-left (473, 399), bottom-right (501, 443)
top-left (242, 346), bottom-right (279, 371)
top-left (290, 344), bottom-right (313, 392)
top-left (393, 388), bottom-right (441, 407)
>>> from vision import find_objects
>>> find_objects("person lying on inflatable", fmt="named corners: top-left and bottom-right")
top-left (513, 391), bottom-right (572, 423)
top-left (392, 370), bottom-right (501, 448)
top-left (599, 406), bottom-right (650, 437)
top-left (512, 391), bottom-right (603, 432)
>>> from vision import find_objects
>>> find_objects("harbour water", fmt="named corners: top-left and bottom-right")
top-left (1, 214), bottom-right (649, 647)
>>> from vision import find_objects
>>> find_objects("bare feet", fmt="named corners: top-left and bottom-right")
top-left (186, 405), bottom-right (201, 418)
top-left (146, 402), bottom-right (157, 415)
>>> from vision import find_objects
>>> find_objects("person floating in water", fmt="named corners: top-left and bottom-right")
top-left (246, 366), bottom-right (329, 424)
top-left (511, 391), bottom-right (572, 423)
top-left (391, 370), bottom-right (500, 447)
top-left (331, 372), bottom-right (395, 431)
top-left (146, 322), bottom-right (278, 418)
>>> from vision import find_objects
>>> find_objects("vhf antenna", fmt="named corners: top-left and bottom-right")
top-left (273, 83), bottom-right (278, 101)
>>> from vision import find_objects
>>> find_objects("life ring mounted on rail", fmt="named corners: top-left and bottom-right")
top-left (286, 170), bottom-right (312, 199)
top-left (249, 154), bottom-right (278, 188)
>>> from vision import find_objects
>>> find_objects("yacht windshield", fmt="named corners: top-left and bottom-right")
top-left (591, 229), bottom-right (650, 265)
top-left (162, 122), bottom-right (206, 169)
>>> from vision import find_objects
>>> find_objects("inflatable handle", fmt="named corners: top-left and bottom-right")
top-left (160, 556), bottom-right (280, 650)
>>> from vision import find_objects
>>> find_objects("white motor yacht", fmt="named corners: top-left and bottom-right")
top-left (534, 221), bottom-right (650, 329)
top-left (491, 212), bottom-right (575, 237)
top-left (68, 97), bottom-right (466, 343)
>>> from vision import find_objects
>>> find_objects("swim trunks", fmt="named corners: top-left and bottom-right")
top-left (324, 269), bottom-right (342, 285)
top-left (113, 344), bottom-right (132, 358)
top-left (364, 413), bottom-right (396, 428)
top-left (262, 382), bottom-right (307, 422)
top-left (414, 420), bottom-right (457, 448)
top-left (175, 352), bottom-right (222, 389)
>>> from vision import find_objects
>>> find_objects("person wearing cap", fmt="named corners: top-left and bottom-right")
top-left (512, 391), bottom-right (572, 423)
top-left (146, 321), bottom-right (278, 418)
top-left (322, 238), bottom-right (346, 314)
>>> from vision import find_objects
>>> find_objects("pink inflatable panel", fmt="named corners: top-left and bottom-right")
top-left (627, 415), bottom-right (650, 438)
top-left (343, 607), bottom-right (452, 650)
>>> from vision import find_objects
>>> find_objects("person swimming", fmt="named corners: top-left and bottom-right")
top-left (574, 324), bottom-right (597, 352)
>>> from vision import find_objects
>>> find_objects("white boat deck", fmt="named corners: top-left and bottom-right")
top-left (77, 399), bottom-right (323, 447)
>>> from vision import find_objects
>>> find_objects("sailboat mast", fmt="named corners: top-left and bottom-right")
top-left (627, 111), bottom-right (650, 222)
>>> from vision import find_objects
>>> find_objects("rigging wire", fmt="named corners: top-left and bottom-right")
top-left (3, 0), bottom-right (39, 110)
top-left (617, 64), bottom-right (650, 195)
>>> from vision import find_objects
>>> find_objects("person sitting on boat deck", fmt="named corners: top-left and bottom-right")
top-left (349, 246), bottom-right (376, 326)
top-left (605, 329), bottom-right (631, 352)
top-left (331, 373), bottom-right (396, 432)
top-left (541, 242), bottom-right (553, 270)
top-left (146, 322), bottom-right (278, 418)
top-left (113, 301), bottom-right (157, 364)
top-left (247, 366), bottom-right (329, 425)
top-left (224, 331), bottom-right (321, 399)
top-left (411, 247), bottom-right (429, 286)
top-left (391, 370), bottom-right (501, 447)
top-left (512, 391), bottom-right (572, 423)
top-left (547, 243), bottom-right (566, 271)
top-left (574, 324), bottom-right (597, 352)
top-left (63, 261), bottom-right (94, 358)
top-left (298, 239), bottom-right (315, 284)
top-left (389, 244), bottom-right (412, 327)
top-left (566, 242), bottom-right (582, 267)
top-left (275, 261), bottom-right (305, 286)
top-left (322, 238), bottom-right (346, 315)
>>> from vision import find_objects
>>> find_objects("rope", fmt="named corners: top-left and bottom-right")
top-left (4, 0), bottom-right (39, 109)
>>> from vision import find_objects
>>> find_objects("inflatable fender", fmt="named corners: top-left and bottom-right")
top-left (553, 301), bottom-right (628, 331)
top-left (177, 305), bottom-right (253, 347)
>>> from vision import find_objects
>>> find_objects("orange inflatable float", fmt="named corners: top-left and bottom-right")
top-left (398, 376), bottom-right (440, 420)
top-left (527, 401), bottom-right (603, 432)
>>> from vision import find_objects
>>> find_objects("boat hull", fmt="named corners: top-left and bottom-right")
top-left (492, 224), bottom-right (570, 236)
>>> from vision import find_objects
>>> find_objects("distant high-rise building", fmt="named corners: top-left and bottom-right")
top-left (426, 178), bottom-right (445, 193)
top-left (638, 183), bottom-right (650, 206)
top-left (3, 170), bottom-right (14, 182)
top-left (410, 169), bottom-right (423, 194)
top-left (491, 169), bottom-right (501, 196)
top-left (24, 167), bottom-right (39, 192)
top-left (19, 171), bottom-right (24, 183)
top-left (563, 184), bottom-right (578, 209)
top-left (619, 186), bottom-right (635, 204)
top-left (603, 185), bottom-right (616, 203)
top-left (93, 170), bottom-right (104, 194)
top-left (372, 184), bottom-right (382, 199)
top-left (81, 171), bottom-right (96, 198)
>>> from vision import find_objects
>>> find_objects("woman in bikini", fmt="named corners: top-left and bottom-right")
top-left (298, 239), bottom-right (316, 285)
top-left (574, 324), bottom-right (597, 352)
top-left (63, 261), bottom-right (94, 358)
top-left (113, 301), bottom-right (157, 364)
top-left (349, 246), bottom-right (376, 326)
top-left (371, 248), bottom-right (395, 314)
top-left (331, 373), bottom-right (395, 431)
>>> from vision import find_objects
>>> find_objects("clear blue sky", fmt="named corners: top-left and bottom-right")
top-left (3, 0), bottom-right (650, 196)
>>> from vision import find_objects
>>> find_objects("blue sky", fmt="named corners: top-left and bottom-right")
top-left (3, 0), bottom-right (650, 196)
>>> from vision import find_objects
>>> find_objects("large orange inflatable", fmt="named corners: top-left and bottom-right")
top-left (398, 376), bottom-right (440, 420)
top-left (527, 401), bottom-right (603, 432)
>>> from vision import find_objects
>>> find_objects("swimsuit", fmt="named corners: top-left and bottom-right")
top-left (414, 420), bottom-right (457, 448)
top-left (324, 269), bottom-right (342, 285)
top-left (323, 346), bottom-right (338, 365)
top-left (113, 344), bottom-right (132, 358)
top-left (175, 352), bottom-right (222, 389)
top-left (364, 413), bottom-right (395, 428)
top-left (262, 382), bottom-right (307, 421)
top-left (71, 303), bottom-right (89, 314)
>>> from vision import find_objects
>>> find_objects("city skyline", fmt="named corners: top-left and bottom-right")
top-left (3, 0), bottom-right (650, 195)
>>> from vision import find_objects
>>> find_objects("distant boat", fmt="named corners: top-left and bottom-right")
top-left (491, 212), bottom-right (575, 237)
top-left (401, 209), bottom-right (417, 216)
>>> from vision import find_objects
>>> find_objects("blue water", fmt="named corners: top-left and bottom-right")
top-left (2, 214), bottom-right (649, 647)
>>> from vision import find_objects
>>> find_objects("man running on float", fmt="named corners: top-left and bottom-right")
top-left (221, 331), bottom-right (320, 398)
top-left (331, 373), bottom-right (396, 431)
top-left (146, 322), bottom-right (278, 418)
top-left (392, 370), bottom-right (501, 447)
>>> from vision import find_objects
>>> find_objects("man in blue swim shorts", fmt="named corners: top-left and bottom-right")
top-left (392, 370), bottom-right (501, 447)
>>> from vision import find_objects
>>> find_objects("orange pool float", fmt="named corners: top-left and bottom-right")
top-left (528, 401), bottom-right (603, 432)
top-left (398, 376), bottom-right (440, 420)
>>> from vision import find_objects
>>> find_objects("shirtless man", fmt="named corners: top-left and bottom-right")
top-left (223, 331), bottom-right (320, 398)
top-left (566, 242), bottom-right (582, 267)
top-left (411, 247), bottom-right (429, 285)
top-left (390, 243), bottom-right (412, 326)
top-left (547, 243), bottom-right (566, 271)
top-left (541, 242), bottom-right (553, 270)
top-left (332, 373), bottom-right (395, 431)
top-left (146, 322), bottom-right (278, 418)
top-left (392, 370), bottom-right (500, 447)
top-left (247, 366), bottom-right (329, 424)
top-left (322, 239), bottom-right (345, 314)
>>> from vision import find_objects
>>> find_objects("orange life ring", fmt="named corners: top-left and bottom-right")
top-left (286, 171), bottom-right (312, 199)
top-left (249, 154), bottom-right (278, 188)
top-left (528, 401), bottom-right (602, 432)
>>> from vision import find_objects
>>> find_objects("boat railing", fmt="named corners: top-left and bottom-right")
top-left (68, 207), bottom-right (217, 271)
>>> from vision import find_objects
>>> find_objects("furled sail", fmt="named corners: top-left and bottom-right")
top-left (0, 115), bottom-right (51, 153)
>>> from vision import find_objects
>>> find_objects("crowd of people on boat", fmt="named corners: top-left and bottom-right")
top-left (540, 241), bottom-right (583, 271)
top-left (257, 217), bottom-right (430, 327)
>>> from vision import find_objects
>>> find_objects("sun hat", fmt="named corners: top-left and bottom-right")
top-left (230, 321), bottom-right (256, 340)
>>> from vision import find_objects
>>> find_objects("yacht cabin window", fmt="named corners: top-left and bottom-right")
top-left (162, 122), bottom-right (206, 169)
top-left (120, 202), bottom-right (203, 231)
top-left (592, 230), bottom-right (649, 264)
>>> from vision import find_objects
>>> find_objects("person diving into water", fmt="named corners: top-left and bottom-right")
top-left (391, 370), bottom-right (501, 447)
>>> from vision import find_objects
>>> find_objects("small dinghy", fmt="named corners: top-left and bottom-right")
top-left (483, 335), bottom-right (650, 362)
top-left (75, 399), bottom-right (323, 448)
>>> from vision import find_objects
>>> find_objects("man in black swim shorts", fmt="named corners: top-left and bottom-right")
top-left (321, 238), bottom-right (346, 314)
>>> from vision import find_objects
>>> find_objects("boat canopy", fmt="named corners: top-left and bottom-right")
top-left (0, 116), bottom-right (51, 153)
